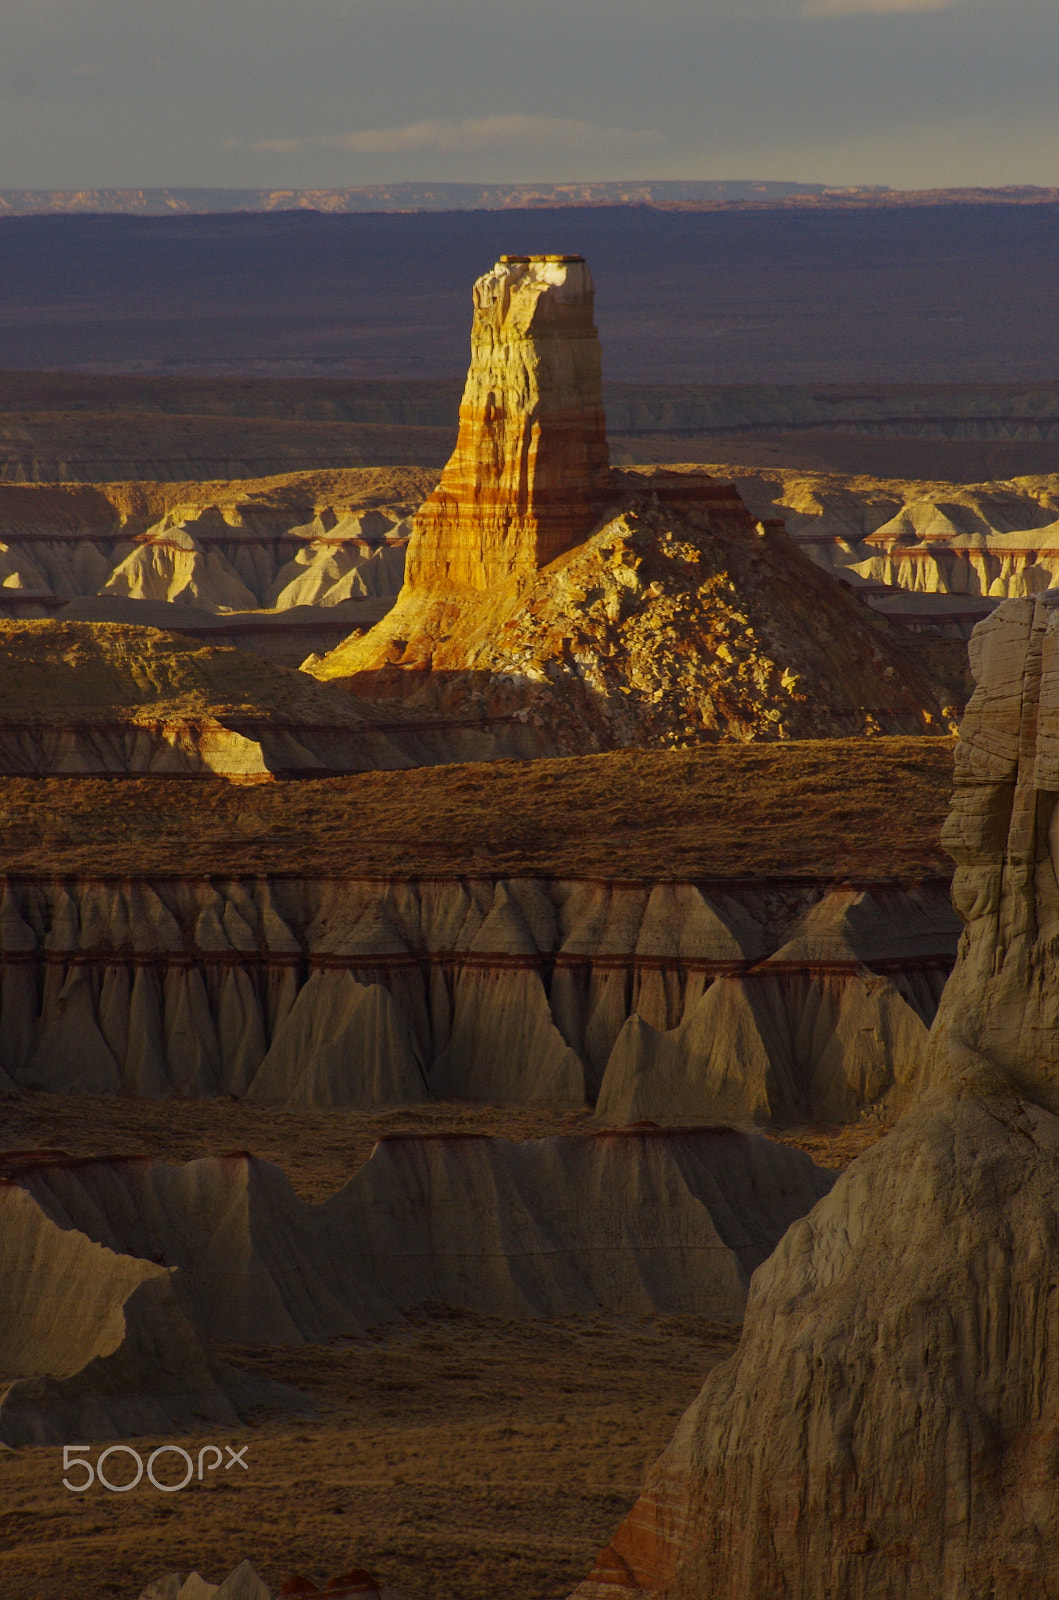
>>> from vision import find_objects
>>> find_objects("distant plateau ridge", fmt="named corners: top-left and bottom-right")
top-left (3, 183), bottom-right (1059, 215)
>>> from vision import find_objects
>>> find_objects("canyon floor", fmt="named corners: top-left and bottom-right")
top-left (0, 1301), bottom-right (739, 1600)
top-left (0, 739), bottom-right (912, 1599)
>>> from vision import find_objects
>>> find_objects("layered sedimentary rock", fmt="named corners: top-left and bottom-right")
top-left (9, 1130), bottom-right (832, 1340)
top-left (0, 620), bottom-right (447, 776)
top-left (409, 254), bottom-right (613, 589)
top-left (934, 592), bottom-right (1059, 1102)
top-left (727, 466), bottom-right (1059, 636)
top-left (0, 1164), bottom-right (287, 1445)
top-left (0, 874), bottom-right (957, 1120)
top-left (571, 593), bottom-right (1059, 1600)
top-left (0, 470), bottom-right (426, 612)
top-left (1, 1129), bottom-right (831, 1443)
top-left (98, 509), bottom-right (406, 616)
top-left (0, 469), bottom-right (432, 663)
top-left (313, 260), bottom-right (957, 743)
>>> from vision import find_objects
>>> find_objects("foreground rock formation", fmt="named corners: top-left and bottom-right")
top-left (572, 593), bottom-right (1059, 1600)
top-left (0, 873), bottom-right (957, 1119)
top-left (0, 1128), bottom-right (831, 1443)
top-left (314, 260), bottom-right (957, 746)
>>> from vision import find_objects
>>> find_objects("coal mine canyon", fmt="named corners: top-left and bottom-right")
top-left (2, 234), bottom-right (1057, 1600)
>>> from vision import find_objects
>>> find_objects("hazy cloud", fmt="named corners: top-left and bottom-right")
top-left (0, 0), bottom-right (1056, 188)
top-left (249, 116), bottom-right (660, 157)
top-left (800, 0), bottom-right (961, 14)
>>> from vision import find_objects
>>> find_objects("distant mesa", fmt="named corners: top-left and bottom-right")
top-left (7, 183), bottom-right (1059, 219)
top-left (0, 182), bottom-right (855, 217)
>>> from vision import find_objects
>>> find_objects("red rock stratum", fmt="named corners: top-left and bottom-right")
top-left (409, 254), bottom-right (612, 588)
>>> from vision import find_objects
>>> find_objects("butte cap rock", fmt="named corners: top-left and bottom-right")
top-left (311, 256), bottom-right (957, 746)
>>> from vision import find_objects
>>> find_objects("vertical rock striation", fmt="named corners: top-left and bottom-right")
top-left (0, 876), bottom-right (955, 1117)
top-left (933, 592), bottom-right (1059, 1101)
top-left (408, 255), bottom-right (613, 592)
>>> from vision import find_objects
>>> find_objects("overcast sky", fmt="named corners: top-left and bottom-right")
top-left (1, 0), bottom-right (1056, 191)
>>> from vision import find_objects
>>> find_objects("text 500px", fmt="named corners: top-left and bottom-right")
top-left (61, 1443), bottom-right (249, 1492)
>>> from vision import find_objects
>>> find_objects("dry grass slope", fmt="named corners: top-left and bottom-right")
top-left (0, 466), bottom-right (438, 525)
top-left (0, 736), bottom-right (955, 882)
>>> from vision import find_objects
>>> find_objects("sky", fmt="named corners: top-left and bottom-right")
top-left (0, 0), bottom-right (1057, 191)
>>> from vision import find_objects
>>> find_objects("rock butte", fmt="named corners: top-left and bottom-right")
top-left (408, 254), bottom-right (613, 589)
top-left (313, 256), bottom-right (957, 748)
top-left (572, 593), bottom-right (1059, 1600)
